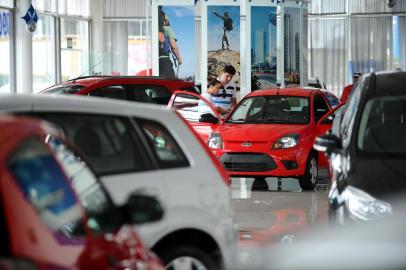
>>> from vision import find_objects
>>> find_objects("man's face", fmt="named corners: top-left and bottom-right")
top-left (211, 83), bottom-right (222, 94)
top-left (353, 76), bottom-right (360, 83)
top-left (219, 72), bottom-right (234, 85)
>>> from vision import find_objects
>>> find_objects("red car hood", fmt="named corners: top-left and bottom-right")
top-left (218, 123), bottom-right (309, 142)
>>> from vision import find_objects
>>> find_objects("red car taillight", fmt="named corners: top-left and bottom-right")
top-left (175, 111), bottom-right (230, 186)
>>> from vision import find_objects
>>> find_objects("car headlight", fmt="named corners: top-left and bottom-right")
top-left (342, 186), bottom-right (393, 221)
top-left (272, 134), bottom-right (299, 149)
top-left (208, 133), bottom-right (223, 149)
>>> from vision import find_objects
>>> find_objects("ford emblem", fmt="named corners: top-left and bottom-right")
top-left (241, 142), bottom-right (252, 147)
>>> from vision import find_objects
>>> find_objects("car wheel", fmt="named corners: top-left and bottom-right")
top-left (160, 245), bottom-right (217, 270)
top-left (298, 153), bottom-right (318, 191)
top-left (252, 177), bottom-right (269, 191)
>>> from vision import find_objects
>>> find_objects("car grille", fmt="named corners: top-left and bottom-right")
top-left (220, 153), bottom-right (277, 172)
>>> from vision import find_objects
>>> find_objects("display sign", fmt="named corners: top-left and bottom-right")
top-left (207, 5), bottom-right (240, 87)
top-left (284, 7), bottom-right (301, 86)
top-left (0, 11), bottom-right (9, 37)
top-left (158, 5), bottom-right (195, 80)
top-left (251, 6), bottom-right (277, 90)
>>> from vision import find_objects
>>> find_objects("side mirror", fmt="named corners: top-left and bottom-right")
top-left (123, 193), bottom-right (164, 225)
top-left (313, 133), bottom-right (341, 155)
top-left (199, 113), bottom-right (219, 124)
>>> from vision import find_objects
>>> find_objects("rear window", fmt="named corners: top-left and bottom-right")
top-left (42, 84), bottom-right (85, 94)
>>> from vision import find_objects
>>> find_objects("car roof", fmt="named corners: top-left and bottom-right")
top-left (61, 76), bottom-right (193, 86)
top-left (0, 94), bottom-right (173, 118)
top-left (248, 87), bottom-right (320, 98)
top-left (373, 70), bottom-right (406, 95)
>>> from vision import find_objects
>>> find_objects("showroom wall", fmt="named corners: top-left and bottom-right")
top-left (308, 0), bottom-right (406, 96)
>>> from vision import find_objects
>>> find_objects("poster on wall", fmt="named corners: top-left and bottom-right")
top-left (284, 7), bottom-right (301, 86)
top-left (207, 6), bottom-right (240, 87)
top-left (251, 6), bottom-right (277, 90)
top-left (158, 6), bottom-right (195, 80)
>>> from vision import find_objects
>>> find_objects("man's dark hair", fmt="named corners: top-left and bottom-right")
top-left (208, 78), bottom-right (221, 88)
top-left (223, 65), bottom-right (236, 75)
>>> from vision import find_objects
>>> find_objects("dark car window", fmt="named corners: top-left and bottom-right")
top-left (48, 137), bottom-right (121, 234)
top-left (228, 96), bottom-right (310, 124)
top-left (0, 193), bottom-right (11, 256)
top-left (313, 94), bottom-right (330, 122)
top-left (42, 84), bottom-right (85, 94)
top-left (138, 119), bottom-right (189, 169)
top-left (30, 113), bottom-right (151, 176)
top-left (172, 93), bottom-right (216, 122)
top-left (357, 96), bottom-right (406, 155)
top-left (179, 85), bottom-right (200, 94)
top-left (127, 85), bottom-right (171, 105)
top-left (89, 85), bottom-right (126, 100)
top-left (7, 137), bottom-right (85, 237)
top-left (341, 77), bottom-right (364, 148)
top-left (325, 93), bottom-right (339, 108)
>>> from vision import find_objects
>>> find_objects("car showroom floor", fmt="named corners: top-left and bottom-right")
top-left (231, 176), bottom-right (330, 268)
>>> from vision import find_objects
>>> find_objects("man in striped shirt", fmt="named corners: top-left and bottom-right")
top-left (212, 65), bottom-right (238, 116)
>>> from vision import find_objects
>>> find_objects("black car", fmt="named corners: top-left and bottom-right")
top-left (314, 70), bottom-right (406, 224)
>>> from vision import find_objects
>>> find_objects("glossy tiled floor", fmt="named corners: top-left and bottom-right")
top-left (232, 177), bottom-right (330, 269)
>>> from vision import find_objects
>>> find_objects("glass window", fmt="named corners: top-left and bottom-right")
top-left (58, 0), bottom-right (89, 17)
top-left (139, 120), bottom-right (189, 169)
top-left (32, 0), bottom-right (57, 13)
top-left (104, 21), bottom-right (149, 76)
top-left (89, 85), bottom-right (126, 100)
top-left (228, 96), bottom-right (310, 124)
top-left (0, 10), bottom-right (11, 93)
top-left (8, 137), bottom-right (84, 237)
top-left (42, 84), bottom-right (85, 94)
top-left (172, 93), bottom-right (216, 122)
top-left (34, 113), bottom-right (149, 175)
top-left (0, 0), bottom-right (13, 8)
top-left (313, 94), bottom-right (330, 122)
top-left (48, 136), bottom-right (121, 234)
top-left (33, 14), bottom-right (56, 93)
top-left (127, 85), bottom-right (171, 104)
top-left (357, 96), bottom-right (406, 155)
top-left (61, 19), bottom-right (89, 81)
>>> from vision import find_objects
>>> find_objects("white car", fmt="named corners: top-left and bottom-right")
top-left (0, 94), bottom-right (238, 270)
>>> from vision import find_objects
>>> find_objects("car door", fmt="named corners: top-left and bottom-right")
top-left (168, 91), bottom-right (223, 143)
top-left (315, 104), bottom-right (345, 170)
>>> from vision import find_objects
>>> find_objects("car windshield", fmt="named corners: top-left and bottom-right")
top-left (42, 84), bottom-right (85, 94)
top-left (357, 95), bottom-right (406, 155)
top-left (227, 96), bottom-right (310, 124)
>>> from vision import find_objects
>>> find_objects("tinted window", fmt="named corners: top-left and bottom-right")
top-left (325, 93), bottom-right (340, 108)
top-left (179, 85), bottom-right (200, 94)
top-left (33, 113), bottom-right (150, 176)
top-left (48, 137), bottom-right (121, 234)
top-left (357, 96), bottom-right (406, 154)
top-left (42, 84), bottom-right (85, 94)
top-left (313, 94), bottom-right (330, 122)
top-left (89, 85), bottom-right (126, 100)
top-left (127, 85), bottom-right (171, 105)
top-left (172, 93), bottom-right (216, 122)
top-left (8, 137), bottom-right (84, 237)
top-left (139, 120), bottom-right (189, 169)
top-left (228, 96), bottom-right (310, 124)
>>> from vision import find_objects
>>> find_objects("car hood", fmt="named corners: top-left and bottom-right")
top-left (217, 123), bottom-right (309, 142)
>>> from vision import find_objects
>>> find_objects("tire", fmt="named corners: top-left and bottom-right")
top-left (298, 152), bottom-right (318, 191)
top-left (252, 177), bottom-right (269, 191)
top-left (159, 245), bottom-right (218, 270)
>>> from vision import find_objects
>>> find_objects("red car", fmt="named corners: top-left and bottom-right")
top-left (41, 76), bottom-right (199, 105)
top-left (0, 116), bottom-right (163, 269)
top-left (169, 88), bottom-right (338, 190)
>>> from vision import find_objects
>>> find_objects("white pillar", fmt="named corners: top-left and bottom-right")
top-left (15, 0), bottom-right (33, 93)
top-left (90, 0), bottom-right (104, 74)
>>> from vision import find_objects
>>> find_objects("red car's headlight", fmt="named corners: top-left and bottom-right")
top-left (272, 134), bottom-right (299, 149)
top-left (208, 133), bottom-right (223, 149)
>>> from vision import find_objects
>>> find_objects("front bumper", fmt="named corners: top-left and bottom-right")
top-left (213, 148), bottom-right (308, 177)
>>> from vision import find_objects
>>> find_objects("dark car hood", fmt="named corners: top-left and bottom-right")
top-left (347, 157), bottom-right (406, 202)
top-left (218, 123), bottom-right (309, 143)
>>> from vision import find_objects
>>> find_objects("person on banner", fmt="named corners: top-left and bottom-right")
top-left (211, 65), bottom-right (237, 116)
top-left (158, 8), bottom-right (183, 78)
top-left (212, 10), bottom-right (233, 51)
top-left (340, 72), bottom-right (362, 104)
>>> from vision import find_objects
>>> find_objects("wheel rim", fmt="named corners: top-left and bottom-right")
top-left (309, 158), bottom-right (318, 185)
top-left (166, 256), bottom-right (207, 270)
